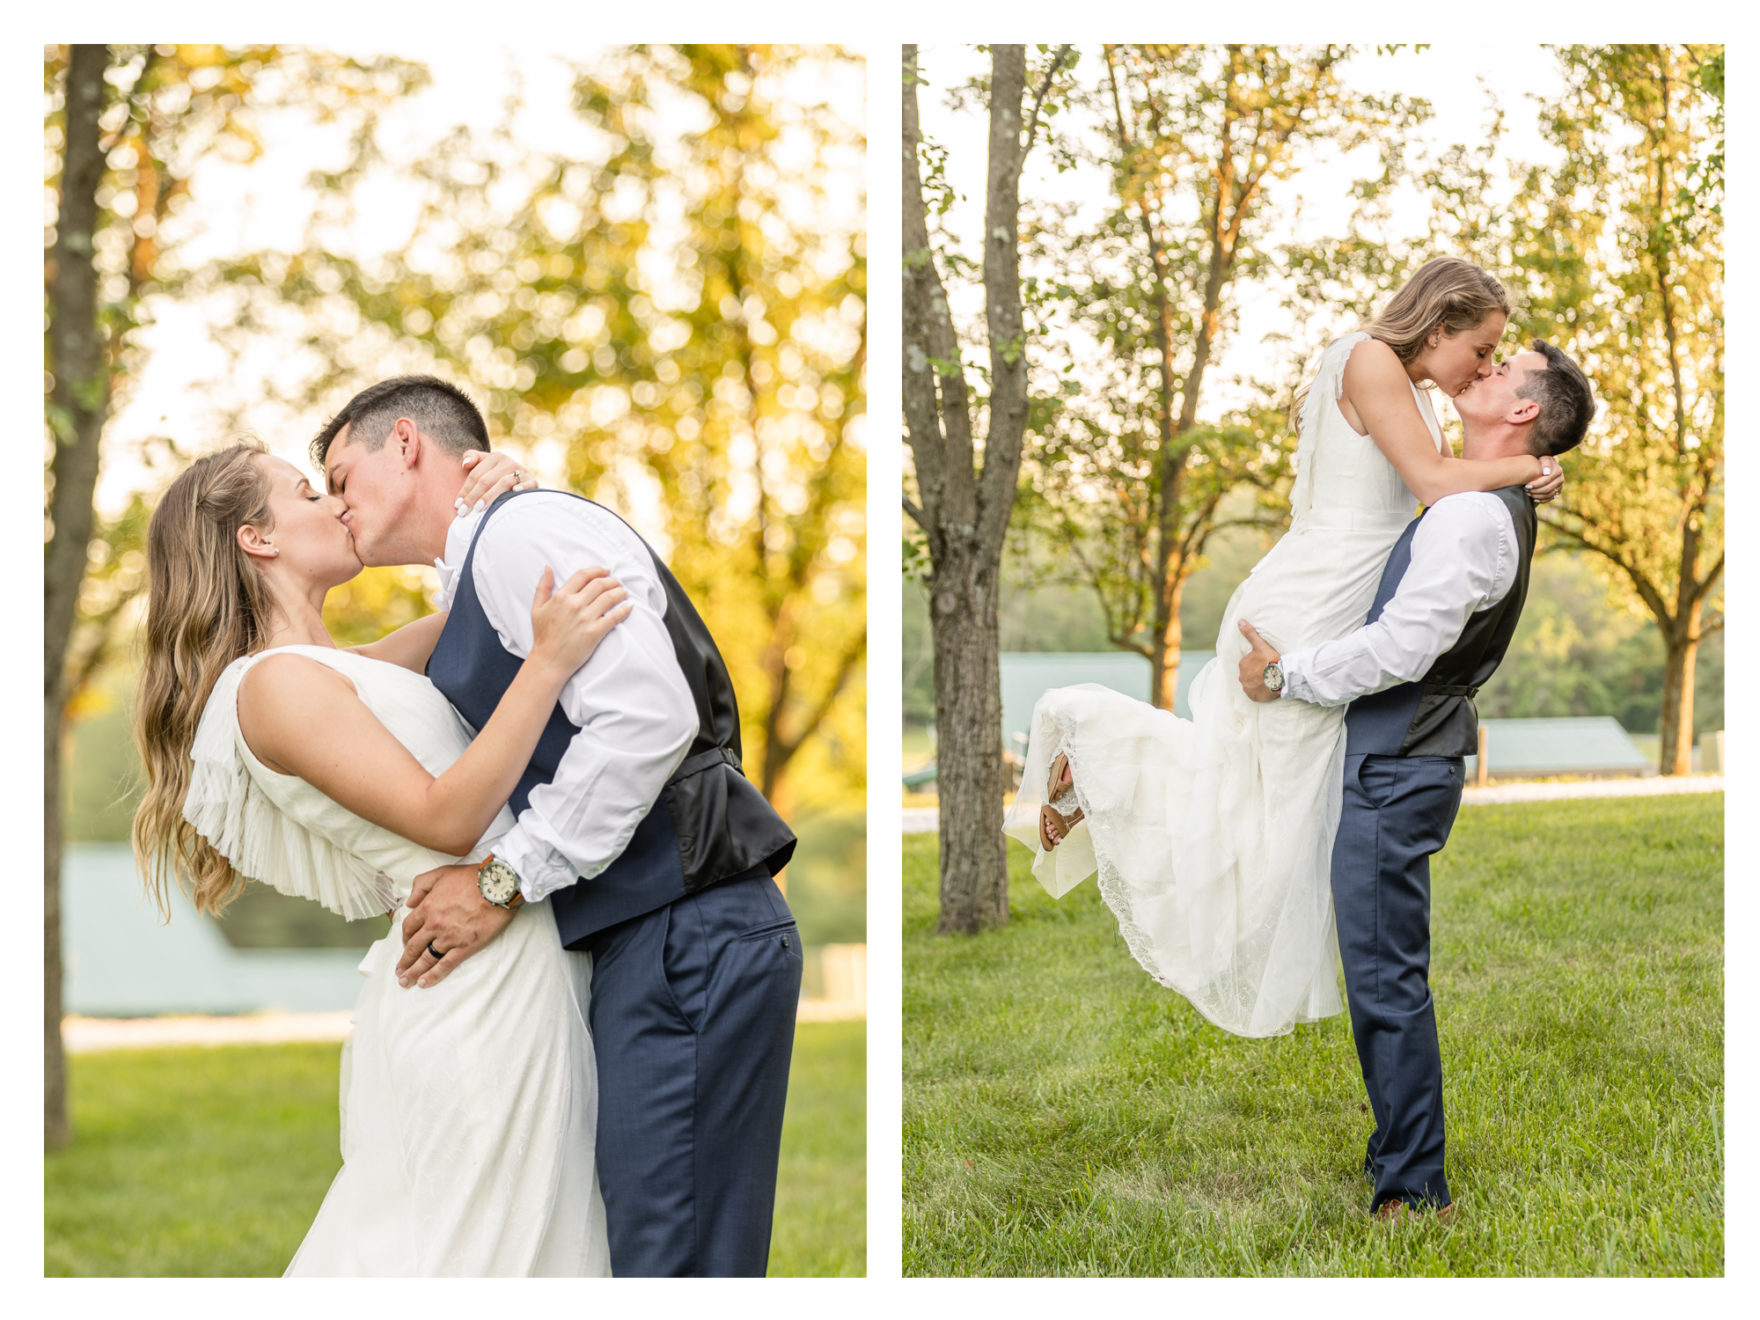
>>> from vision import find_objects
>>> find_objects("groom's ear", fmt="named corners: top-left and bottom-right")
top-left (1509, 398), bottom-right (1540, 426)
top-left (390, 416), bottom-right (422, 469)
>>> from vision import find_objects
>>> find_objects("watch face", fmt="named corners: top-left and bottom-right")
top-left (1265, 662), bottom-right (1285, 691)
top-left (479, 859), bottom-right (520, 904)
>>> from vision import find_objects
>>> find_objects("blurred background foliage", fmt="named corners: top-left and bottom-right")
top-left (904, 44), bottom-right (1720, 775)
top-left (50, 44), bottom-right (865, 951)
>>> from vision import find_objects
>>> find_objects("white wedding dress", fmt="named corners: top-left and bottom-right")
top-left (184, 644), bottom-right (611, 1277)
top-left (1004, 332), bottom-right (1443, 1037)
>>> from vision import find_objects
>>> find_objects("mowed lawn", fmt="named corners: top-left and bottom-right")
top-left (904, 794), bottom-right (1723, 1276)
top-left (45, 1019), bottom-right (864, 1277)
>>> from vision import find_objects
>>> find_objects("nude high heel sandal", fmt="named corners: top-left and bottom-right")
top-left (1038, 752), bottom-right (1084, 850)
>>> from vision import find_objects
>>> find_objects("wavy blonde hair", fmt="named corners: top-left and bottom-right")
top-left (131, 441), bottom-right (277, 918)
top-left (1294, 256), bottom-right (1513, 427)
top-left (1365, 256), bottom-right (1511, 363)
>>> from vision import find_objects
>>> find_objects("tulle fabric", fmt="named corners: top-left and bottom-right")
top-left (186, 645), bottom-right (610, 1276)
top-left (1004, 333), bottom-right (1440, 1037)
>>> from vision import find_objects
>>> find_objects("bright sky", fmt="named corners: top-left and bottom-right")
top-left (94, 46), bottom-right (866, 534)
top-left (915, 43), bottom-right (1572, 423)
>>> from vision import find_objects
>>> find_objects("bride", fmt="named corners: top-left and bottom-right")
top-left (131, 441), bottom-right (624, 1275)
top-left (1004, 257), bottom-right (1562, 1038)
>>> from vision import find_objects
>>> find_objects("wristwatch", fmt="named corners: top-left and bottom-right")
top-left (476, 854), bottom-right (525, 909)
top-left (1262, 660), bottom-right (1286, 695)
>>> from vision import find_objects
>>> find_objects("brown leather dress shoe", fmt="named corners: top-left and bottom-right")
top-left (1373, 1199), bottom-right (1458, 1222)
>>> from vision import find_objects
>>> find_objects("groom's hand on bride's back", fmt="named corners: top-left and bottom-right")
top-left (1238, 621), bottom-right (1283, 703)
top-left (395, 863), bottom-right (516, 988)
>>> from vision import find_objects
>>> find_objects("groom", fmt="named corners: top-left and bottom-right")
top-left (312, 375), bottom-right (801, 1275)
top-left (1238, 340), bottom-right (1594, 1219)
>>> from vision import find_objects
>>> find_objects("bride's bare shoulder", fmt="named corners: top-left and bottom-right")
top-left (237, 651), bottom-right (358, 716)
top-left (1338, 334), bottom-right (1402, 377)
top-left (236, 652), bottom-right (360, 773)
top-left (1338, 336), bottom-right (1412, 402)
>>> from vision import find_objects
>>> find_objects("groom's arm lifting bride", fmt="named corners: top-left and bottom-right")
top-left (1239, 339), bottom-right (1594, 1219)
top-left (315, 374), bottom-right (800, 1276)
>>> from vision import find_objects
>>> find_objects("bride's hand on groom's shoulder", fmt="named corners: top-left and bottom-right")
top-left (455, 449), bottom-right (541, 516)
top-left (530, 566), bottom-right (633, 678)
top-left (1525, 456), bottom-right (1565, 504)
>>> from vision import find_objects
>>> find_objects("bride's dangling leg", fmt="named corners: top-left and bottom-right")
top-left (1049, 751), bottom-right (1074, 799)
top-left (1038, 751), bottom-right (1084, 851)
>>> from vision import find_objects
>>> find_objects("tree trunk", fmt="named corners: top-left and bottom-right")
top-left (45, 42), bottom-right (112, 1152)
top-left (904, 45), bottom-right (1042, 935)
top-left (1146, 55), bottom-right (1238, 711)
top-left (931, 543), bottom-right (1008, 933)
top-left (1150, 576), bottom-right (1186, 711)
top-left (1103, 51), bottom-right (1190, 715)
top-left (45, 706), bottom-right (68, 1150)
top-left (1659, 612), bottom-right (1699, 777)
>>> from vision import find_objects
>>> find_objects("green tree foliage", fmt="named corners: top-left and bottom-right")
top-left (46, 46), bottom-right (430, 692)
top-left (206, 45), bottom-right (866, 815)
top-left (1500, 44), bottom-right (1723, 775)
top-left (44, 42), bottom-right (425, 1151)
top-left (1023, 45), bottom-right (1429, 708)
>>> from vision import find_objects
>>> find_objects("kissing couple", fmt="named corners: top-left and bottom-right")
top-left (133, 375), bottom-right (800, 1275)
top-left (1007, 257), bottom-right (1595, 1219)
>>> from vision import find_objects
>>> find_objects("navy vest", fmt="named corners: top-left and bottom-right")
top-left (1344, 485), bottom-right (1537, 759)
top-left (426, 490), bottom-right (796, 947)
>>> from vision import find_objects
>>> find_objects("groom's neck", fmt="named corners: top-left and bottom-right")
top-left (414, 494), bottom-right (459, 563)
top-left (1459, 423), bottom-right (1530, 466)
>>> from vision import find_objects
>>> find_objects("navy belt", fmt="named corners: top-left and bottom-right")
top-left (671, 745), bottom-right (742, 781)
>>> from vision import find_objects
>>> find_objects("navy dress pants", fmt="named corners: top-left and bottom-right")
top-left (1330, 753), bottom-right (1464, 1212)
top-left (583, 867), bottom-right (802, 1276)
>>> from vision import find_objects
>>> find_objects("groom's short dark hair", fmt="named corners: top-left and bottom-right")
top-left (1517, 339), bottom-right (1594, 457)
top-left (311, 375), bottom-right (491, 470)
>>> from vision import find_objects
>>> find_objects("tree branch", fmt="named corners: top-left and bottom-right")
top-left (1691, 551), bottom-right (1724, 606)
top-left (1021, 45), bottom-right (1072, 163)
top-left (786, 627), bottom-right (869, 761)
top-left (1542, 511), bottom-right (1674, 624)
top-left (975, 46), bottom-right (1032, 554)
top-left (902, 45), bottom-right (975, 540)
top-left (98, 45), bottom-right (157, 154)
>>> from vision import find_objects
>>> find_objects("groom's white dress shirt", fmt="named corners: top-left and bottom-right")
top-left (1279, 490), bottom-right (1522, 709)
top-left (436, 495), bottom-right (698, 902)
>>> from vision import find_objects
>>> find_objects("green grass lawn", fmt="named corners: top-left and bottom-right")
top-left (904, 794), bottom-right (1723, 1277)
top-left (46, 1019), bottom-right (864, 1277)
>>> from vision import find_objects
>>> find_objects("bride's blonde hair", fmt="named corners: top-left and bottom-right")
top-left (1293, 257), bottom-right (1513, 428)
top-left (131, 441), bottom-right (277, 918)
top-left (1365, 256), bottom-right (1511, 363)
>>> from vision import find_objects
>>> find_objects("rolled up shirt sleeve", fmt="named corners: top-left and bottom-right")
top-left (466, 496), bottom-right (698, 901)
top-left (1280, 492), bottom-right (1518, 709)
